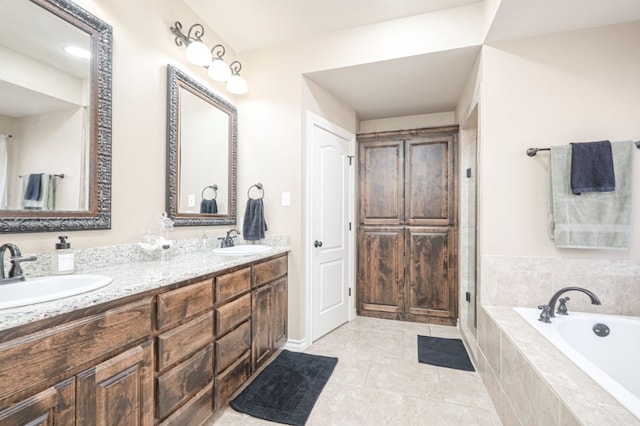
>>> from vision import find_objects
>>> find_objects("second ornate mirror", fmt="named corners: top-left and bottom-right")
top-left (166, 64), bottom-right (237, 226)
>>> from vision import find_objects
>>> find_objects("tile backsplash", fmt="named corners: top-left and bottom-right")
top-left (481, 255), bottom-right (640, 316)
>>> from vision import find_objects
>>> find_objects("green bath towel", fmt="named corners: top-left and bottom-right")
top-left (548, 141), bottom-right (634, 249)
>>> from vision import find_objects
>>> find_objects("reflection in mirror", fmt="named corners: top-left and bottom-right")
top-left (167, 64), bottom-right (237, 226)
top-left (0, 0), bottom-right (112, 233)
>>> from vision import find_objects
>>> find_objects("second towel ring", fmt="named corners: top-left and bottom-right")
top-left (247, 183), bottom-right (264, 199)
top-left (201, 184), bottom-right (218, 200)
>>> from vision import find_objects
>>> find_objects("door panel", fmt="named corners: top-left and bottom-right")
top-left (405, 227), bottom-right (456, 324)
top-left (406, 136), bottom-right (455, 226)
top-left (359, 140), bottom-right (404, 225)
top-left (357, 227), bottom-right (404, 315)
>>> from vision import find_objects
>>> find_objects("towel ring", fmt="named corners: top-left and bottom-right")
top-left (201, 184), bottom-right (218, 200)
top-left (247, 183), bottom-right (264, 200)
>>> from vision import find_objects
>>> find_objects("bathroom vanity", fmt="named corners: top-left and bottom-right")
top-left (0, 251), bottom-right (288, 425)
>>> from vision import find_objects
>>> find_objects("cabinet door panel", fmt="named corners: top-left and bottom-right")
top-left (357, 227), bottom-right (404, 316)
top-left (406, 135), bottom-right (455, 226)
top-left (359, 140), bottom-right (404, 225)
top-left (0, 378), bottom-right (75, 426)
top-left (272, 277), bottom-right (288, 349)
top-left (77, 340), bottom-right (154, 426)
top-left (251, 285), bottom-right (273, 371)
top-left (405, 227), bottom-right (456, 323)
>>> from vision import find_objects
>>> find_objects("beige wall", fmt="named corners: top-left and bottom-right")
top-left (480, 22), bottom-right (640, 260)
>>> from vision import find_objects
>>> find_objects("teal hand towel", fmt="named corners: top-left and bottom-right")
top-left (549, 141), bottom-right (634, 249)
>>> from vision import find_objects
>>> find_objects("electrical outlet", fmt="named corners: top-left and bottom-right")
top-left (281, 192), bottom-right (291, 206)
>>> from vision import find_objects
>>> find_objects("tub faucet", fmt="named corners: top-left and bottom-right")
top-left (0, 243), bottom-right (37, 284)
top-left (218, 229), bottom-right (240, 248)
top-left (538, 287), bottom-right (601, 323)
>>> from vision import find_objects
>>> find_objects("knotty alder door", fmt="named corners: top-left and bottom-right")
top-left (357, 127), bottom-right (458, 325)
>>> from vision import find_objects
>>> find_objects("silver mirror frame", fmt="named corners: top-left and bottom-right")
top-left (0, 0), bottom-right (112, 233)
top-left (166, 64), bottom-right (237, 226)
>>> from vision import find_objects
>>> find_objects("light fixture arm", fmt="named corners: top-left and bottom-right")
top-left (229, 60), bottom-right (242, 75)
top-left (170, 21), bottom-right (206, 47)
top-left (211, 44), bottom-right (226, 60)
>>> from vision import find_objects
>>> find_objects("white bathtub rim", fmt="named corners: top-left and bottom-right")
top-left (514, 307), bottom-right (640, 420)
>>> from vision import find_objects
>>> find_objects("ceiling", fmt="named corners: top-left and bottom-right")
top-left (185, 0), bottom-right (640, 121)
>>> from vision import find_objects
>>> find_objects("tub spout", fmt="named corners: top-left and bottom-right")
top-left (547, 287), bottom-right (601, 318)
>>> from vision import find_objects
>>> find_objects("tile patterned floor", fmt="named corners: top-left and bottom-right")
top-left (209, 317), bottom-right (501, 425)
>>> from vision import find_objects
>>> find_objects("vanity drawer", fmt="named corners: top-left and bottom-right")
top-left (157, 312), bottom-right (214, 371)
top-left (214, 352), bottom-right (251, 409)
top-left (215, 320), bottom-right (251, 374)
top-left (252, 255), bottom-right (287, 288)
top-left (215, 293), bottom-right (251, 336)
top-left (159, 383), bottom-right (213, 426)
top-left (215, 267), bottom-right (251, 304)
top-left (157, 344), bottom-right (213, 420)
top-left (0, 298), bottom-right (153, 400)
top-left (157, 279), bottom-right (213, 331)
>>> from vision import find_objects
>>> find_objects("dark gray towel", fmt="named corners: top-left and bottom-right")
top-left (570, 140), bottom-right (615, 194)
top-left (24, 173), bottom-right (44, 200)
top-left (200, 199), bottom-right (218, 214)
top-left (243, 198), bottom-right (267, 241)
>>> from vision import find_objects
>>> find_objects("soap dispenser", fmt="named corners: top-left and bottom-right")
top-left (52, 236), bottom-right (74, 274)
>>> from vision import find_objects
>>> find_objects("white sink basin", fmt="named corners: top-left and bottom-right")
top-left (0, 274), bottom-right (112, 310)
top-left (212, 245), bottom-right (272, 255)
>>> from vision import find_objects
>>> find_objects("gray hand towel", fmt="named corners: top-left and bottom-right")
top-left (24, 173), bottom-right (43, 201)
top-left (549, 141), bottom-right (634, 249)
top-left (200, 199), bottom-right (218, 214)
top-left (570, 140), bottom-right (615, 194)
top-left (243, 198), bottom-right (267, 241)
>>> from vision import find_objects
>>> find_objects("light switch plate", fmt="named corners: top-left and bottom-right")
top-left (187, 194), bottom-right (196, 207)
top-left (281, 192), bottom-right (291, 206)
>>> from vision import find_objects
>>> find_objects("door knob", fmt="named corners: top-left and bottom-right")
top-left (314, 240), bottom-right (323, 248)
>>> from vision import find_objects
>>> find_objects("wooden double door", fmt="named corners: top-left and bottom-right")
top-left (356, 127), bottom-right (458, 325)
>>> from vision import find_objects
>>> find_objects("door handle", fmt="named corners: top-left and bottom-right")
top-left (314, 240), bottom-right (323, 248)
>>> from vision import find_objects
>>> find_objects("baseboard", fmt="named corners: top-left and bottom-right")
top-left (283, 337), bottom-right (309, 352)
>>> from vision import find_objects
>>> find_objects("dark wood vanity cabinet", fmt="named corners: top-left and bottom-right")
top-left (0, 298), bottom-right (155, 426)
top-left (0, 253), bottom-right (289, 425)
top-left (357, 128), bottom-right (458, 326)
top-left (252, 256), bottom-right (288, 372)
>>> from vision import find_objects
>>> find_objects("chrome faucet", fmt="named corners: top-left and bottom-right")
top-left (538, 287), bottom-right (601, 323)
top-left (0, 243), bottom-right (37, 284)
top-left (218, 229), bottom-right (240, 248)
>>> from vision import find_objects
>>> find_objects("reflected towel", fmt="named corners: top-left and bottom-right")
top-left (549, 141), bottom-right (634, 249)
top-left (24, 173), bottom-right (43, 200)
top-left (570, 140), bottom-right (615, 194)
top-left (23, 174), bottom-right (54, 211)
top-left (243, 198), bottom-right (267, 241)
top-left (200, 198), bottom-right (218, 214)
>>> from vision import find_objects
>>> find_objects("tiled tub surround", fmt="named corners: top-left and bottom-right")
top-left (475, 256), bottom-right (640, 425)
top-left (0, 235), bottom-right (289, 331)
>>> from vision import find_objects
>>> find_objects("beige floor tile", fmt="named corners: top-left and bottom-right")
top-left (206, 317), bottom-right (501, 425)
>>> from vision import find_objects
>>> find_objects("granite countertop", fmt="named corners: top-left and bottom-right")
top-left (0, 245), bottom-right (289, 333)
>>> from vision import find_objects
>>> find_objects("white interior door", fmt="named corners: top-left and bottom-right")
top-left (309, 113), bottom-right (354, 342)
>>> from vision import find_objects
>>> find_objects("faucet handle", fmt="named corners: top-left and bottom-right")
top-left (556, 297), bottom-right (570, 315)
top-left (537, 305), bottom-right (552, 323)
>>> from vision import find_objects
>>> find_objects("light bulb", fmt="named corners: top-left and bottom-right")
top-left (226, 74), bottom-right (248, 94)
top-left (208, 59), bottom-right (232, 81)
top-left (185, 40), bottom-right (211, 66)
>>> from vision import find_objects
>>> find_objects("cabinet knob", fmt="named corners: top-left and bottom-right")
top-left (314, 240), bottom-right (323, 248)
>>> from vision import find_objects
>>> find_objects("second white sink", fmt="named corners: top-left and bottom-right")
top-left (0, 274), bottom-right (112, 310)
top-left (212, 245), bottom-right (272, 255)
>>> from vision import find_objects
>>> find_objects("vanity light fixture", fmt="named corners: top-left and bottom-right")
top-left (226, 61), bottom-right (248, 94)
top-left (64, 45), bottom-right (90, 59)
top-left (170, 21), bottom-right (248, 93)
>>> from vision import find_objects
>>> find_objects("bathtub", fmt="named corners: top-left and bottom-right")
top-left (515, 307), bottom-right (640, 419)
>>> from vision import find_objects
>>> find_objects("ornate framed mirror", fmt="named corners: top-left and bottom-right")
top-left (166, 64), bottom-right (237, 226)
top-left (0, 0), bottom-right (112, 233)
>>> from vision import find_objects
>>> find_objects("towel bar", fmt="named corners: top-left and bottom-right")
top-left (19, 173), bottom-right (65, 179)
top-left (247, 183), bottom-right (264, 199)
top-left (527, 141), bottom-right (640, 157)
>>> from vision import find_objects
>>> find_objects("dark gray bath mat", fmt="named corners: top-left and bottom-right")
top-left (230, 350), bottom-right (338, 426)
top-left (417, 335), bottom-right (475, 371)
